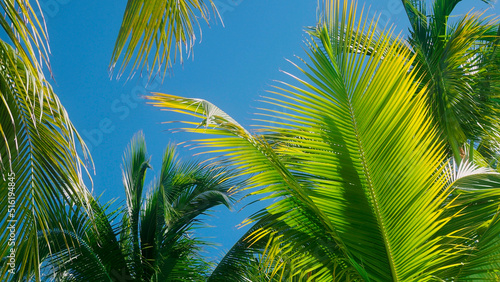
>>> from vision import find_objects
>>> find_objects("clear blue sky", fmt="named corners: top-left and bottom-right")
top-left (39, 0), bottom-right (496, 261)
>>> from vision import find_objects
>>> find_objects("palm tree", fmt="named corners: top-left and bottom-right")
top-left (1, 0), bottom-right (224, 280)
top-left (0, 1), bottom-right (93, 280)
top-left (110, 0), bottom-right (221, 79)
top-left (33, 132), bottom-right (237, 281)
top-left (0, 0), bottom-right (229, 280)
top-left (147, 0), bottom-right (500, 280)
top-left (400, 0), bottom-right (500, 162)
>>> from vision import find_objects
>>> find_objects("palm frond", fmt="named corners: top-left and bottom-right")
top-left (110, 0), bottom-right (219, 79)
top-left (121, 131), bottom-right (151, 279)
top-left (0, 39), bottom-right (91, 280)
top-left (0, 3), bottom-right (94, 280)
top-left (209, 211), bottom-right (364, 282)
top-left (404, 0), bottom-right (500, 160)
top-left (146, 0), bottom-right (474, 279)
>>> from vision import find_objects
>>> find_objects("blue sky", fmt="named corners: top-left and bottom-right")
top-left (39, 0), bottom-right (496, 261)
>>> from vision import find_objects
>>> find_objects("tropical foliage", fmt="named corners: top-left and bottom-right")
top-left (148, 0), bottom-right (500, 280)
top-left (110, 0), bottom-right (219, 79)
top-left (0, 1), bottom-right (92, 280)
top-left (0, 0), bottom-right (222, 280)
top-left (2, 0), bottom-right (500, 281)
top-left (401, 0), bottom-right (500, 162)
top-left (32, 133), bottom-right (237, 281)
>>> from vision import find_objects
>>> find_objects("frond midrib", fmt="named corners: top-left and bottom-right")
top-left (345, 86), bottom-right (399, 281)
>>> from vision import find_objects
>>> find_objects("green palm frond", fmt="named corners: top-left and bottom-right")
top-left (117, 133), bottom-right (238, 281)
top-left (0, 39), bottom-right (91, 280)
top-left (0, 0), bottom-right (51, 81)
top-left (147, 0), bottom-right (500, 280)
top-left (403, 0), bottom-right (500, 160)
top-left (34, 198), bottom-right (128, 282)
top-left (149, 145), bottom-right (237, 280)
top-left (121, 131), bottom-right (151, 279)
top-left (110, 0), bottom-right (219, 79)
top-left (0, 0), bottom-right (59, 156)
top-left (26, 132), bottom-right (238, 281)
top-left (253, 2), bottom-right (450, 277)
top-left (152, 235), bottom-right (214, 281)
top-left (208, 216), bottom-right (276, 282)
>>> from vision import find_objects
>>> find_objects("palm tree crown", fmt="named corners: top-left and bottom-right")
top-left (148, 0), bottom-right (500, 280)
top-left (32, 132), bottom-right (238, 281)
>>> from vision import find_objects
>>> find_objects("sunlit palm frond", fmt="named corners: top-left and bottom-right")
top-left (208, 216), bottom-right (275, 282)
top-left (255, 2), bottom-right (452, 280)
top-left (0, 39), bottom-right (91, 280)
top-left (110, 0), bottom-right (219, 79)
top-left (146, 0), bottom-right (471, 279)
top-left (0, 3), bottom-right (94, 280)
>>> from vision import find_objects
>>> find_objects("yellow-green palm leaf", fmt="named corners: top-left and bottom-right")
top-left (402, 0), bottom-right (500, 161)
top-left (0, 2), bottom-right (92, 280)
top-left (0, 40), bottom-right (92, 280)
top-left (111, 0), bottom-right (218, 79)
top-left (148, 0), bottom-right (500, 280)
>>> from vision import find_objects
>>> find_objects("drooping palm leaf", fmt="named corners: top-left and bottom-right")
top-left (0, 2), bottom-right (94, 280)
top-left (147, 145), bottom-right (237, 281)
top-left (0, 40), bottom-right (91, 281)
top-left (110, 0), bottom-right (219, 79)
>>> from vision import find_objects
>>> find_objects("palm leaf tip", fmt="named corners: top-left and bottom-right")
top-left (110, 0), bottom-right (221, 80)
